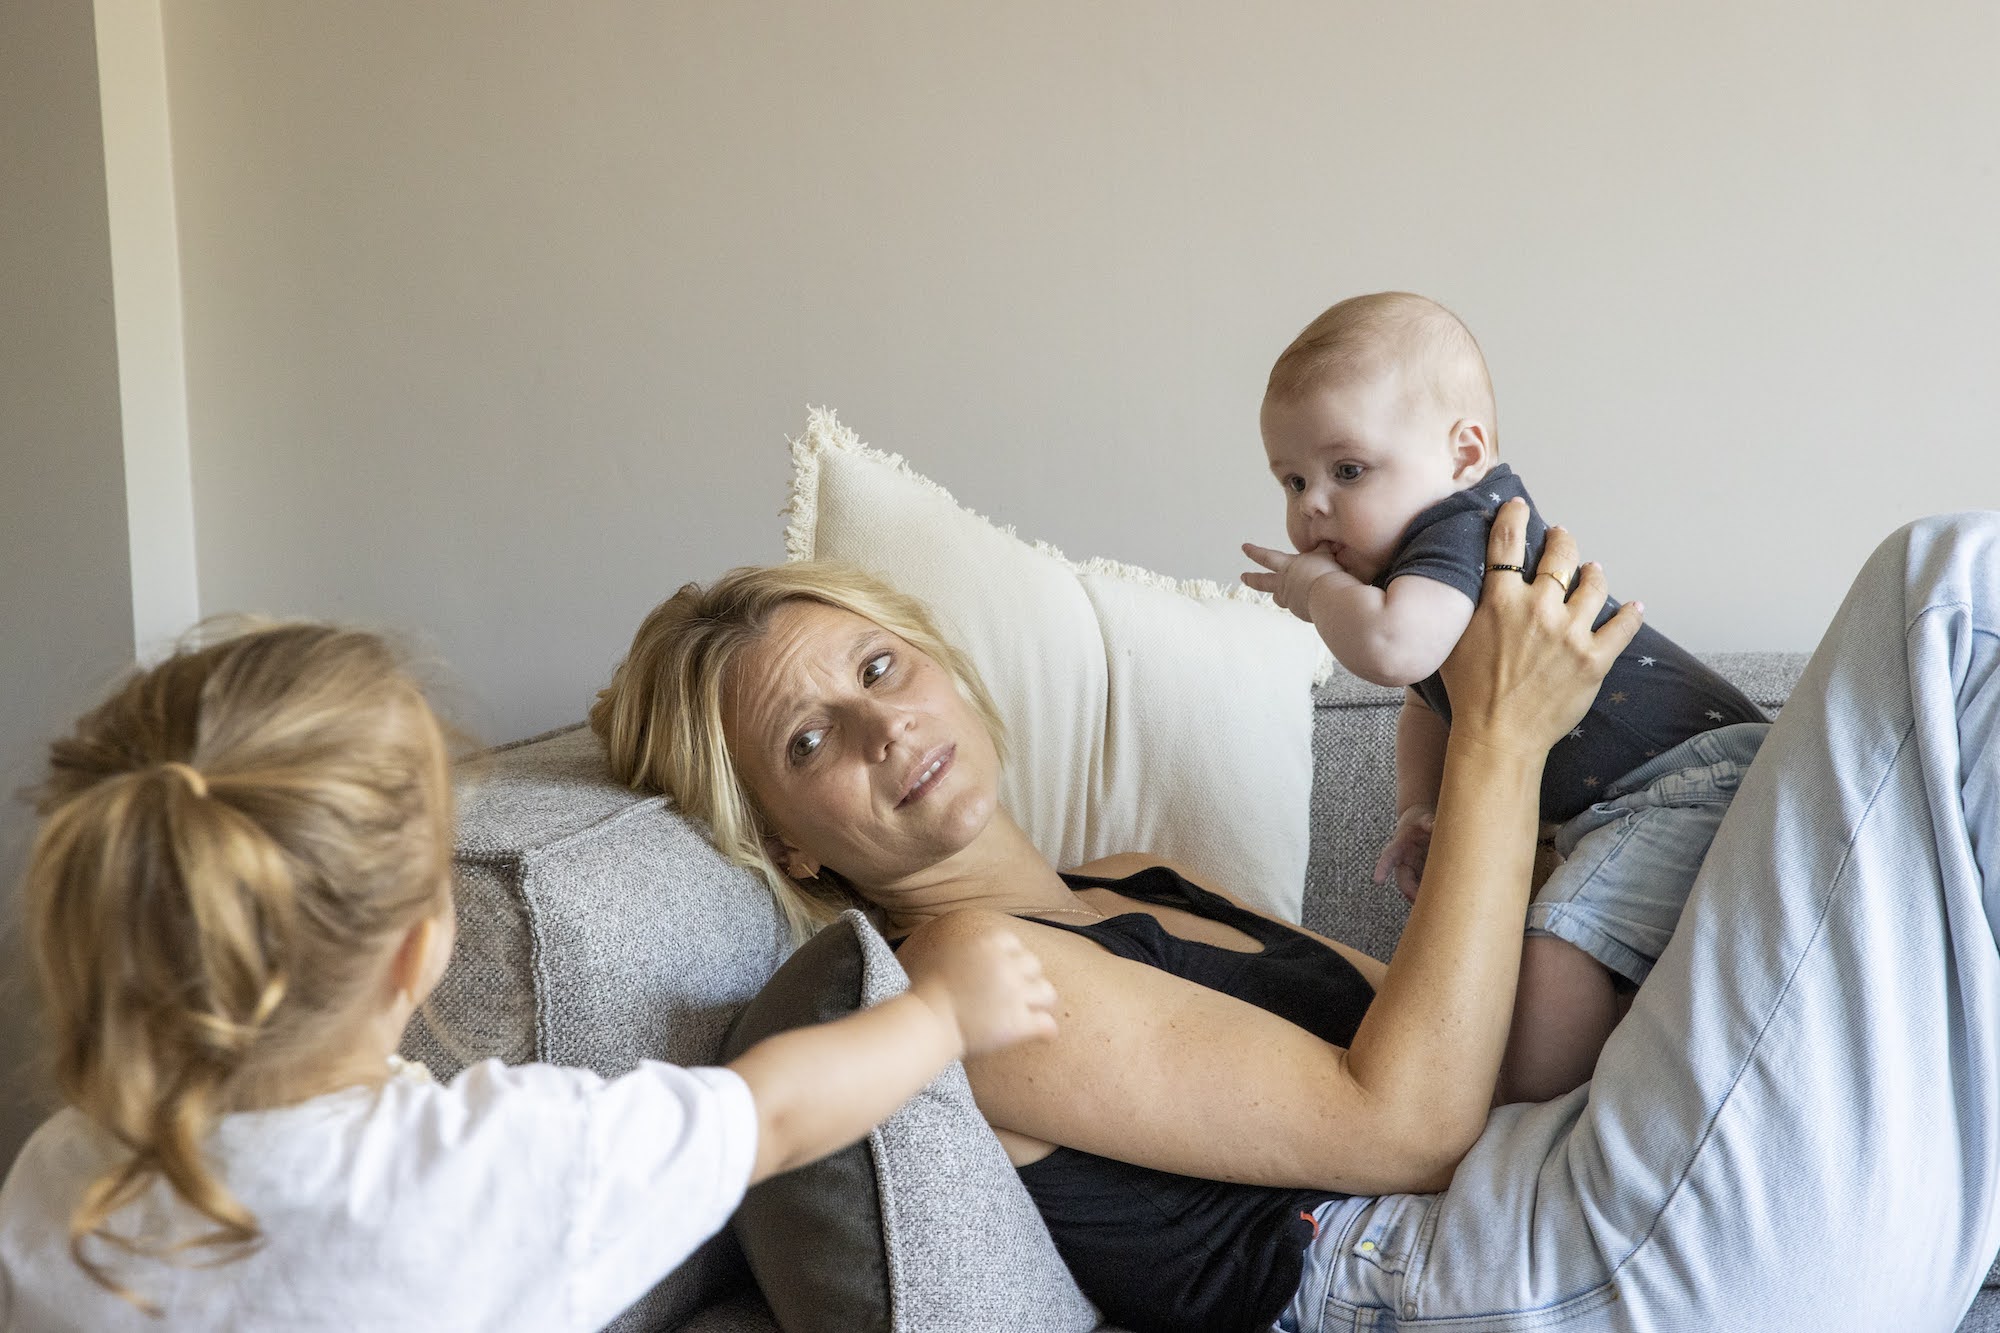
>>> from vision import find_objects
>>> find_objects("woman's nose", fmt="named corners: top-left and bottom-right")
top-left (863, 701), bottom-right (915, 758)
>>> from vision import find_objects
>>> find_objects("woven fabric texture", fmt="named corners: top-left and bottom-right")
top-left (672, 1293), bottom-right (780, 1332)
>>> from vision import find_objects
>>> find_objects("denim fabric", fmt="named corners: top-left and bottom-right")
top-left (1528, 722), bottom-right (1771, 985)
top-left (1282, 513), bottom-right (2000, 1332)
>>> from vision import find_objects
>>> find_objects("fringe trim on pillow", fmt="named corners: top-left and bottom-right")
top-left (784, 406), bottom-right (1335, 686)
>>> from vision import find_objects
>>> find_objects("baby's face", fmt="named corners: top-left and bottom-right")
top-left (1261, 369), bottom-right (1471, 584)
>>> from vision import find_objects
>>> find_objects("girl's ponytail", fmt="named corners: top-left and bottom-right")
top-left (23, 623), bottom-right (455, 1307)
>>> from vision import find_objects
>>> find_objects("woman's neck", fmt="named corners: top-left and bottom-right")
top-left (869, 811), bottom-right (1082, 934)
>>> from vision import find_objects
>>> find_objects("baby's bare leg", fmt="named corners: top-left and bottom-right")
top-left (1496, 935), bottom-right (1622, 1105)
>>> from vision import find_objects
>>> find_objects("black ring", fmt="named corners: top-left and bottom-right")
top-left (1487, 562), bottom-right (1528, 575)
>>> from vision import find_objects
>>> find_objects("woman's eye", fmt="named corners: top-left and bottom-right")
top-left (861, 652), bottom-right (892, 686)
top-left (1334, 463), bottom-right (1364, 482)
top-left (788, 729), bottom-right (825, 763)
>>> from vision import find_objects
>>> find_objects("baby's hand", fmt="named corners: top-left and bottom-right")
top-left (901, 911), bottom-right (1059, 1058)
top-left (1241, 542), bottom-right (1352, 622)
top-left (1372, 805), bottom-right (1435, 904)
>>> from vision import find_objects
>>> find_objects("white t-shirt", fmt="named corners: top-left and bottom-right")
top-left (0, 1058), bottom-right (757, 1332)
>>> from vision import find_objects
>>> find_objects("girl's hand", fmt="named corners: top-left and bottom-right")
top-left (1438, 499), bottom-right (1643, 759)
top-left (1373, 804), bottom-right (1435, 903)
top-left (901, 911), bottom-right (1059, 1057)
top-left (1240, 542), bottom-right (1358, 622)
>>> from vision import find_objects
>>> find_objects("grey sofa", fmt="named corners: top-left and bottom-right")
top-left (403, 653), bottom-right (2000, 1332)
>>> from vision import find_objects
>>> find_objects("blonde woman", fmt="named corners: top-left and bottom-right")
top-left (595, 503), bottom-right (2000, 1332)
top-left (0, 622), bottom-right (1056, 1330)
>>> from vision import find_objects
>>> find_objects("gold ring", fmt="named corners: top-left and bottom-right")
top-left (1538, 569), bottom-right (1571, 587)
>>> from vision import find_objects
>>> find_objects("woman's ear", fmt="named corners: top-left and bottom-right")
top-left (763, 834), bottom-right (821, 881)
top-left (1448, 419), bottom-right (1494, 481)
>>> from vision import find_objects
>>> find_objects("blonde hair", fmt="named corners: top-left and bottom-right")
top-left (23, 621), bottom-right (455, 1308)
top-left (590, 561), bottom-right (1005, 940)
top-left (1267, 291), bottom-right (1498, 445)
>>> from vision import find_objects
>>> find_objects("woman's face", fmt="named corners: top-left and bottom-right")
top-left (723, 600), bottom-right (1002, 892)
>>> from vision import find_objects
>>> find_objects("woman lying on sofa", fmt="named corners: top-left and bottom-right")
top-left (591, 500), bottom-right (2000, 1333)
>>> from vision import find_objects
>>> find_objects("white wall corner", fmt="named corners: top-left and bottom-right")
top-left (96, 0), bottom-right (199, 659)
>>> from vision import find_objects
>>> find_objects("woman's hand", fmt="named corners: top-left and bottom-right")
top-left (1439, 499), bottom-right (1643, 759)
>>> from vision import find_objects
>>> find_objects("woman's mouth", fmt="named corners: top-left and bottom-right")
top-left (898, 745), bottom-right (955, 807)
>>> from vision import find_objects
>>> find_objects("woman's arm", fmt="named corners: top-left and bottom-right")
top-left (970, 502), bottom-right (1641, 1194)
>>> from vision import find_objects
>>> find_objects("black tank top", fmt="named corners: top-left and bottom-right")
top-left (1015, 865), bottom-right (1376, 1333)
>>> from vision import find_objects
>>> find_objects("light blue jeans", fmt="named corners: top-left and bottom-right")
top-left (1281, 513), bottom-right (2000, 1332)
top-left (1530, 721), bottom-right (1771, 986)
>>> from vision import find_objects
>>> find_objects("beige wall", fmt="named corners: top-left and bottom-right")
top-left (159, 2), bottom-right (2000, 742)
top-left (157, 1), bottom-right (2000, 742)
top-left (0, 0), bottom-right (138, 1167)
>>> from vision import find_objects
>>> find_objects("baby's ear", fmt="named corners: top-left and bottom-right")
top-left (1449, 419), bottom-right (1494, 479)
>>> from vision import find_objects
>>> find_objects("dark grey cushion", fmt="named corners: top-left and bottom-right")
top-left (672, 1292), bottom-right (780, 1333)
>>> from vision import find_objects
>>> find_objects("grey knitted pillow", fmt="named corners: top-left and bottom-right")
top-left (723, 910), bottom-right (1100, 1333)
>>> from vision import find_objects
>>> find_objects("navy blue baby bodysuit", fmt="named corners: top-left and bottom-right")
top-left (1378, 464), bottom-right (1765, 822)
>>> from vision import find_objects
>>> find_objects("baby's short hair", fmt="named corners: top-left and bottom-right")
top-left (1267, 291), bottom-right (1497, 441)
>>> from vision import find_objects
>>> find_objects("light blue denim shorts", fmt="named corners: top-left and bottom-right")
top-left (1526, 721), bottom-right (1770, 985)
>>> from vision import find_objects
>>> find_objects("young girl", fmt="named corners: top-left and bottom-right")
top-left (0, 622), bottom-right (1057, 1330)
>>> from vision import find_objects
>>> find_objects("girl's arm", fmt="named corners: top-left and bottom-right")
top-left (729, 911), bottom-right (1055, 1183)
top-left (974, 504), bottom-right (1638, 1194)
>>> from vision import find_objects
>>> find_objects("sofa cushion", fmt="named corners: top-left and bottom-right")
top-left (404, 724), bottom-right (791, 1332)
top-left (722, 910), bottom-right (1101, 1333)
top-left (784, 407), bottom-right (1329, 921)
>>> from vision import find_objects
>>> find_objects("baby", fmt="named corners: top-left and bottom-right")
top-left (1243, 291), bottom-right (1767, 1103)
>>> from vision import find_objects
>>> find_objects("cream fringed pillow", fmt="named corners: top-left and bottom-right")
top-left (784, 408), bottom-right (1331, 921)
